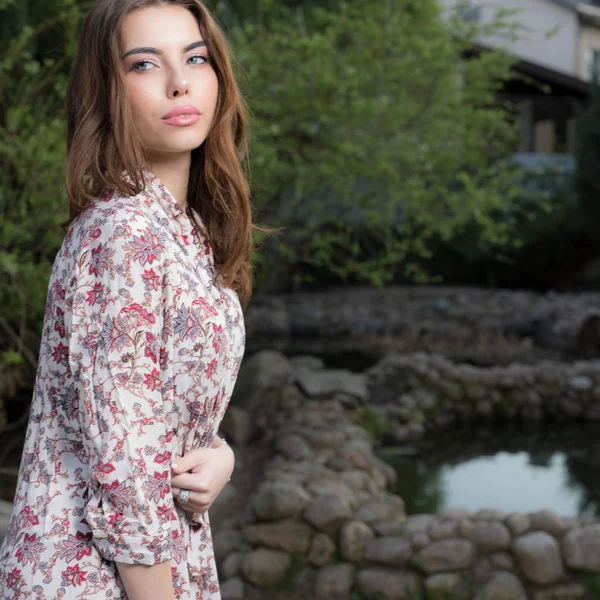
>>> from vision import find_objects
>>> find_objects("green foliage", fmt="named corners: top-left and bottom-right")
top-left (232, 0), bottom-right (524, 290)
top-left (359, 407), bottom-right (393, 441)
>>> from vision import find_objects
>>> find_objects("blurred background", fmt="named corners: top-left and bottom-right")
top-left (4, 1), bottom-right (600, 598)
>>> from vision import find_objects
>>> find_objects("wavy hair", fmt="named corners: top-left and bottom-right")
top-left (65, 0), bottom-right (267, 308)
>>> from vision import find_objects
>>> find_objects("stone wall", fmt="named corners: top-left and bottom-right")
top-left (366, 353), bottom-right (600, 444)
top-left (245, 286), bottom-right (600, 345)
top-left (216, 350), bottom-right (600, 600)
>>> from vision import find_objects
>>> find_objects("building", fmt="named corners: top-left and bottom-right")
top-left (440, 0), bottom-right (600, 152)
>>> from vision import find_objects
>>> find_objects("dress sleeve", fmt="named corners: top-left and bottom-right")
top-left (67, 213), bottom-right (174, 565)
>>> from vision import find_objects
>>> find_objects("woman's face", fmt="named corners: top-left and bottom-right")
top-left (120, 5), bottom-right (219, 160)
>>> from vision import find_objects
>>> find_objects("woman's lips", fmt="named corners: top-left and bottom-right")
top-left (162, 105), bottom-right (202, 127)
top-left (162, 114), bottom-right (201, 126)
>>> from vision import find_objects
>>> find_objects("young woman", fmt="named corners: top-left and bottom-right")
top-left (0, 1), bottom-right (260, 598)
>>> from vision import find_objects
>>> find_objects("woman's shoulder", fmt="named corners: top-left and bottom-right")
top-left (62, 189), bottom-right (171, 268)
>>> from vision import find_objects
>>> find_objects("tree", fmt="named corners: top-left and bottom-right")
top-left (233, 0), bottom-right (525, 290)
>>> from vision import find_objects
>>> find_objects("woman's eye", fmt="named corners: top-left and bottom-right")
top-left (188, 55), bottom-right (208, 66)
top-left (131, 60), bottom-right (154, 72)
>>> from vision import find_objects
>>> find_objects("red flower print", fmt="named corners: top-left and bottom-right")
top-left (90, 227), bottom-right (102, 239)
top-left (61, 564), bottom-right (87, 587)
top-left (88, 243), bottom-right (110, 277)
top-left (54, 307), bottom-right (66, 338)
top-left (51, 342), bottom-right (69, 365)
top-left (85, 282), bottom-right (105, 305)
top-left (97, 463), bottom-right (116, 475)
top-left (19, 506), bottom-right (39, 527)
top-left (144, 367), bottom-right (161, 391)
top-left (142, 268), bottom-right (161, 291)
top-left (205, 357), bottom-right (218, 379)
top-left (142, 470), bottom-right (169, 503)
top-left (154, 451), bottom-right (171, 464)
top-left (16, 533), bottom-right (43, 565)
top-left (6, 567), bottom-right (22, 590)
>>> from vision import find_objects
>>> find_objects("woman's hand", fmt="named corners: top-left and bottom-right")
top-left (171, 437), bottom-right (235, 515)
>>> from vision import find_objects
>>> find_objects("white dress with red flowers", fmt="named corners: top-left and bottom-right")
top-left (0, 171), bottom-right (245, 599)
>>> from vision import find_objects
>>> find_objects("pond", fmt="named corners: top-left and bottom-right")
top-left (377, 421), bottom-right (600, 517)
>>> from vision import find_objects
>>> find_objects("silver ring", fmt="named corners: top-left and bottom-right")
top-left (178, 489), bottom-right (190, 505)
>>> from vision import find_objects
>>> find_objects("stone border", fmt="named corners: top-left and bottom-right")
top-left (215, 350), bottom-right (600, 599)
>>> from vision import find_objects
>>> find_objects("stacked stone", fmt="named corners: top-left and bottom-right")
top-left (245, 285), bottom-right (600, 345)
top-left (216, 351), bottom-right (600, 600)
top-left (366, 353), bottom-right (600, 443)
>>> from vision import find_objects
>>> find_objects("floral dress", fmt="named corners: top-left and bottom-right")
top-left (0, 171), bottom-right (246, 599)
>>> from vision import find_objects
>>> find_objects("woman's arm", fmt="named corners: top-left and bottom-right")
top-left (115, 561), bottom-right (176, 600)
top-left (68, 213), bottom-right (176, 597)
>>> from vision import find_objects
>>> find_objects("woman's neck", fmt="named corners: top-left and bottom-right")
top-left (148, 153), bottom-right (191, 211)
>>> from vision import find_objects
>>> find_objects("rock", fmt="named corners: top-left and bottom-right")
top-left (240, 548), bottom-right (291, 587)
top-left (305, 478), bottom-right (357, 507)
top-left (459, 519), bottom-right (476, 541)
top-left (231, 350), bottom-right (293, 411)
top-left (417, 539), bottom-right (475, 573)
top-left (530, 510), bottom-right (567, 538)
top-left (363, 536), bottom-right (412, 567)
top-left (513, 532), bottom-right (563, 585)
top-left (489, 552), bottom-right (514, 571)
top-left (562, 524), bottom-right (600, 570)
top-left (308, 533), bottom-right (336, 567)
top-left (299, 428), bottom-right (347, 450)
top-left (242, 520), bottom-right (313, 554)
top-left (213, 531), bottom-right (245, 566)
top-left (531, 582), bottom-right (587, 599)
top-left (370, 520), bottom-right (404, 537)
top-left (221, 406), bottom-right (252, 445)
top-left (314, 563), bottom-right (354, 599)
top-left (474, 571), bottom-right (527, 600)
top-left (474, 521), bottom-right (511, 553)
top-left (220, 577), bottom-right (245, 600)
top-left (291, 355), bottom-right (325, 371)
top-left (251, 482), bottom-right (311, 521)
top-left (221, 552), bottom-right (244, 579)
top-left (355, 495), bottom-right (406, 525)
top-left (474, 509), bottom-right (506, 521)
top-left (296, 369), bottom-right (368, 401)
top-left (339, 521), bottom-right (375, 562)
top-left (473, 557), bottom-right (494, 585)
top-left (357, 568), bottom-right (421, 600)
top-left (425, 573), bottom-right (468, 600)
top-left (276, 434), bottom-right (313, 461)
top-left (505, 513), bottom-right (531, 537)
top-left (439, 507), bottom-right (472, 520)
top-left (411, 532), bottom-right (431, 551)
top-left (429, 519), bottom-right (458, 540)
top-left (244, 298), bottom-right (290, 338)
top-left (569, 375), bottom-right (593, 391)
top-left (303, 493), bottom-right (353, 536)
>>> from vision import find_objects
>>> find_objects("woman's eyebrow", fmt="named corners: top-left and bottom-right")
top-left (121, 40), bottom-right (206, 60)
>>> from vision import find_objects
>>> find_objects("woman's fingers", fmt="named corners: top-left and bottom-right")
top-left (171, 472), bottom-right (207, 492)
top-left (171, 487), bottom-right (209, 512)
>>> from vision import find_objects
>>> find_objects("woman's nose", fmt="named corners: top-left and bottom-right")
top-left (168, 72), bottom-right (190, 98)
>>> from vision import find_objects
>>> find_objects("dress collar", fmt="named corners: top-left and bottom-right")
top-left (141, 169), bottom-right (186, 220)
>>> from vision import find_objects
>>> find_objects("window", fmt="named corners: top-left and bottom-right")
top-left (584, 48), bottom-right (600, 82)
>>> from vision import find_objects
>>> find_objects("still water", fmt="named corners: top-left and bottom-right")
top-left (378, 421), bottom-right (600, 517)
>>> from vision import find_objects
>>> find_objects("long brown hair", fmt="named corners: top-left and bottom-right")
top-left (65, 0), bottom-right (266, 308)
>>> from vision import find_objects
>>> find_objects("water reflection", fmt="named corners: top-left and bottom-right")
top-left (378, 422), bottom-right (600, 517)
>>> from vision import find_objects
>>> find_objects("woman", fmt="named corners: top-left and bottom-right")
top-left (0, 0), bottom-right (260, 598)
